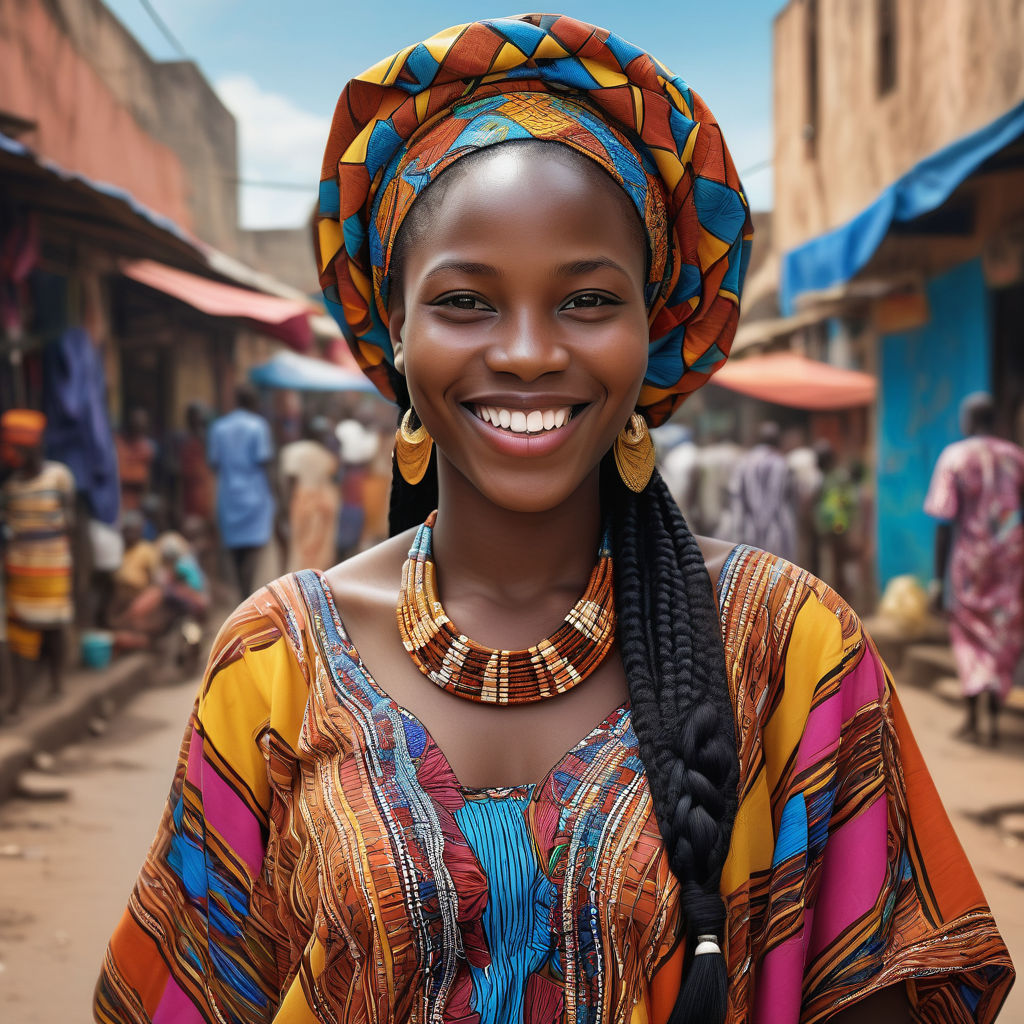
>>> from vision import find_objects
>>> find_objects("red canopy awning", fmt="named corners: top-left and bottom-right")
top-left (710, 351), bottom-right (876, 410)
top-left (122, 259), bottom-right (314, 350)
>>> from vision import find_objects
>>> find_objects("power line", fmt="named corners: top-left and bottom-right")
top-left (740, 158), bottom-right (772, 177)
top-left (231, 178), bottom-right (315, 192)
top-left (137, 0), bottom-right (188, 60)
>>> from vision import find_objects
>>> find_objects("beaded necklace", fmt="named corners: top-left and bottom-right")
top-left (396, 511), bottom-right (616, 705)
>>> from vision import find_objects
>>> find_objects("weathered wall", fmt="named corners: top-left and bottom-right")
top-left (0, 0), bottom-right (239, 251)
top-left (239, 227), bottom-right (319, 295)
top-left (774, 0), bottom-right (1024, 253)
top-left (876, 258), bottom-right (991, 585)
top-left (0, 0), bottom-right (194, 231)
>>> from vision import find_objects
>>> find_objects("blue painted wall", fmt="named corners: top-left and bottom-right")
top-left (877, 258), bottom-right (991, 587)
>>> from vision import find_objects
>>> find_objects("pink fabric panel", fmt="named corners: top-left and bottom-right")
top-left (153, 977), bottom-right (205, 1024)
top-left (808, 794), bottom-right (887, 960)
top-left (795, 650), bottom-right (883, 775)
top-left (187, 730), bottom-right (265, 876)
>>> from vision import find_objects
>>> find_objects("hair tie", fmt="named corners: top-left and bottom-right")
top-left (695, 934), bottom-right (722, 956)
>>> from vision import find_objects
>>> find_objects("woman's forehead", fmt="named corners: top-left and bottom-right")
top-left (406, 145), bottom-right (647, 259)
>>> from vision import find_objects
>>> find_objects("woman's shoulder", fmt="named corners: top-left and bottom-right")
top-left (322, 527), bottom-right (416, 623)
top-left (202, 572), bottom-right (334, 712)
top-left (716, 543), bottom-right (868, 688)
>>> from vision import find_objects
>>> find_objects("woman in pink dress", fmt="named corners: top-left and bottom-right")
top-left (925, 393), bottom-right (1024, 745)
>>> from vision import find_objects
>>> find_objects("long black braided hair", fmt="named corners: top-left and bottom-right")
top-left (386, 143), bottom-right (741, 1024)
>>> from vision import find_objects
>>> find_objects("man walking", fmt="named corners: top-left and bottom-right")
top-left (207, 386), bottom-right (275, 599)
top-left (925, 393), bottom-right (1024, 746)
top-left (725, 421), bottom-right (797, 561)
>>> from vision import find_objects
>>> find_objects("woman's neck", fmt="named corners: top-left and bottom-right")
top-left (430, 458), bottom-right (604, 609)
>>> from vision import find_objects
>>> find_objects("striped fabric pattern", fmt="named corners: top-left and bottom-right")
top-left (96, 553), bottom-right (1013, 1023)
top-left (2, 461), bottom-right (74, 657)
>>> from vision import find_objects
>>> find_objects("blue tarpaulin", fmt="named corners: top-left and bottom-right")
top-left (781, 100), bottom-right (1024, 314)
top-left (249, 350), bottom-right (379, 393)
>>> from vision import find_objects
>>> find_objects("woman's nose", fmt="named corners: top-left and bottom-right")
top-left (483, 310), bottom-right (571, 381)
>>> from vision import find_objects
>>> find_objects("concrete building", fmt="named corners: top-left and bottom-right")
top-left (772, 0), bottom-right (1024, 590)
top-left (0, 0), bottom-right (239, 252)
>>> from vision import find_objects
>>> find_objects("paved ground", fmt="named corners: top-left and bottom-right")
top-left (0, 670), bottom-right (1020, 1021)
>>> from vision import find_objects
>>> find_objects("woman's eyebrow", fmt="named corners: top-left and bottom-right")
top-left (556, 257), bottom-right (631, 277)
top-left (423, 260), bottom-right (501, 281)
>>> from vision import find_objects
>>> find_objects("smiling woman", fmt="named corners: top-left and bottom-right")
top-left (94, 14), bottom-right (1013, 1024)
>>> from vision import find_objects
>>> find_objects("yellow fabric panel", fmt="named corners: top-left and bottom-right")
top-left (762, 594), bottom-right (844, 795)
top-left (533, 34), bottom-right (569, 60)
top-left (696, 226), bottom-right (732, 270)
top-left (317, 219), bottom-right (346, 273)
top-left (422, 24), bottom-right (469, 63)
top-left (580, 58), bottom-right (626, 89)
top-left (493, 40), bottom-right (526, 72)
top-left (358, 44), bottom-right (415, 87)
top-left (721, 768), bottom-right (774, 892)
top-left (200, 649), bottom-right (275, 810)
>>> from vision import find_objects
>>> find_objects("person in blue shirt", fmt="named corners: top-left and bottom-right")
top-left (207, 385), bottom-right (275, 598)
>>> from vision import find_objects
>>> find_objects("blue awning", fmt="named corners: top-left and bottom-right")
top-left (781, 100), bottom-right (1024, 314)
top-left (249, 350), bottom-right (380, 393)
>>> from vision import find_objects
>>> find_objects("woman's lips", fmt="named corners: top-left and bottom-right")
top-left (461, 401), bottom-right (588, 456)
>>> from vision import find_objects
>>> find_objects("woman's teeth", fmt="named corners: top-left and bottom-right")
top-left (473, 405), bottom-right (572, 434)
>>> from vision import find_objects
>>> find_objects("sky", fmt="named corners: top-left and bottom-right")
top-left (102, 0), bottom-right (788, 229)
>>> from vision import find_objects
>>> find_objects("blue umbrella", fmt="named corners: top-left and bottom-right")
top-left (249, 351), bottom-right (380, 394)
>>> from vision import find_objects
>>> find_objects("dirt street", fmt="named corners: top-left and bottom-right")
top-left (0, 677), bottom-right (197, 1023)
top-left (0, 674), bottom-right (1020, 1022)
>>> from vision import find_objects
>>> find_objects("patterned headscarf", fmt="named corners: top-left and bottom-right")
top-left (315, 14), bottom-right (753, 426)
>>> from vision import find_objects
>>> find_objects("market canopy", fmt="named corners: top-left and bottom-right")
top-left (781, 99), bottom-right (1024, 314)
top-left (249, 350), bottom-right (379, 393)
top-left (122, 259), bottom-right (315, 350)
top-left (710, 351), bottom-right (876, 410)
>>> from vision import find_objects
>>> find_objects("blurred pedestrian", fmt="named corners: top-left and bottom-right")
top-left (925, 392), bottom-right (1024, 746)
top-left (0, 410), bottom-right (75, 712)
top-left (171, 402), bottom-right (214, 528)
top-left (115, 408), bottom-right (157, 515)
top-left (280, 416), bottom-right (340, 572)
top-left (334, 418), bottom-right (380, 559)
top-left (695, 427), bottom-right (742, 535)
top-left (110, 510), bottom-right (159, 616)
top-left (207, 385), bottom-right (276, 599)
top-left (725, 421), bottom-right (797, 559)
top-left (658, 424), bottom-right (698, 514)
top-left (815, 441), bottom-right (859, 594)
top-left (786, 430), bottom-right (824, 575)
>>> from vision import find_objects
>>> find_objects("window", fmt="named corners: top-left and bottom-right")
top-left (877, 0), bottom-right (897, 95)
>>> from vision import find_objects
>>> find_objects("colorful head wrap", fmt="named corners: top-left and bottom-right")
top-left (315, 14), bottom-right (754, 426)
top-left (1, 409), bottom-right (46, 447)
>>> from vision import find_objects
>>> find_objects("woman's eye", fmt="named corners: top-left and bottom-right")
top-left (436, 293), bottom-right (489, 311)
top-left (563, 292), bottom-right (618, 310)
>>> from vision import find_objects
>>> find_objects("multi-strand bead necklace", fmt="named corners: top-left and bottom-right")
top-left (396, 511), bottom-right (616, 705)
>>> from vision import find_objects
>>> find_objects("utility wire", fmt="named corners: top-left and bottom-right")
top-left (137, 0), bottom-right (188, 60)
top-left (230, 178), bottom-right (315, 191)
top-left (740, 158), bottom-right (772, 177)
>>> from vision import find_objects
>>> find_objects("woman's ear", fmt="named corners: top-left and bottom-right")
top-left (389, 307), bottom-right (407, 377)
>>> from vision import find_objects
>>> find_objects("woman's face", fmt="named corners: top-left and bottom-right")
top-left (389, 145), bottom-right (650, 514)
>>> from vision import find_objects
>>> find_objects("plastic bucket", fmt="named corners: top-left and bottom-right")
top-left (81, 630), bottom-right (114, 670)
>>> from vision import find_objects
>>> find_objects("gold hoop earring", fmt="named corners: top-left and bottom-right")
top-left (613, 412), bottom-right (654, 493)
top-left (394, 408), bottom-right (433, 485)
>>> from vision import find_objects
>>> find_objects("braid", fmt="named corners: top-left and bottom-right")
top-left (607, 459), bottom-right (739, 1024)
